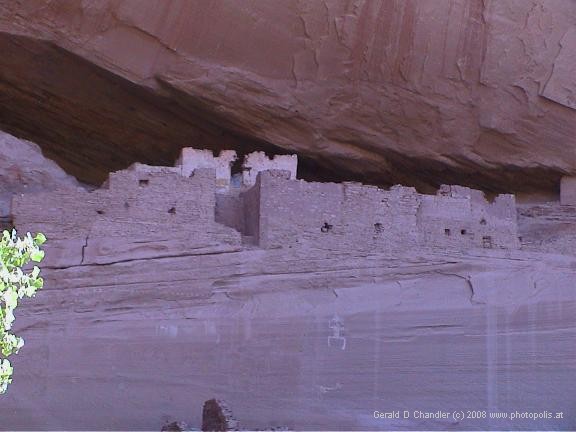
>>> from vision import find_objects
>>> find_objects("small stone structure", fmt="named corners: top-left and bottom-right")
top-left (176, 149), bottom-right (237, 189)
top-left (418, 185), bottom-right (519, 250)
top-left (241, 151), bottom-right (297, 186)
top-left (201, 399), bottom-right (239, 431)
top-left (249, 170), bottom-right (421, 250)
top-left (12, 162), bottom-right (240, 246)
top-left (560, 176), bottom-right (576, 206)
top-left (161, 421), bottom-right (191, 432)
top-left (11, 147), bottom-right (521, 253)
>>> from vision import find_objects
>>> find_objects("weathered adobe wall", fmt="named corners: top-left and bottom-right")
top-left (11, 162), bottom-right (520, 256)
top-left (254, 171), bottom-right (519, 252)
top-left (242, 152), bottom-right (297, 187)
top-left (106, 165), bottom-right (217, 232)
top-left (418, 185), bottom-right (519, 250)
top-left (177, 149), bottom-right (237, 189)
top-left (560, 176), bottom-right (576, 206)
top-left (215, 192), bottom-right (245, 235)
top-left (12, 165), bottom-right (241, 245)
top-left (12, 186), bottom-right (105, 240)
top-left (256, 170), bottom-right (345, 250)
top-left (340, 182), bottom-right (421, 252)
top-left (175, 148), bottom-right (298, 191)
top-left (240, 179), bottom-right (261, 243)
top-left (418, 195), bottom-right (477, 250)
top-left (255, 170), bottom-right (421, 251)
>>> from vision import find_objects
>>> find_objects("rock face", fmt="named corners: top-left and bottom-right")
top-left (10, 148), bottom-right (522, 268)
top-left (0, 130), bottom-right (81, 221)
top-left (2, 150), bottom-right (575, 430)
top-left (202, 399), bottom-right (239, 432)
top-left (0, 1), bottom-right (575, 193)
top-left (1, 2), bottom-right (575, 430)
top-left (2, 242), bottom-right (575, 430)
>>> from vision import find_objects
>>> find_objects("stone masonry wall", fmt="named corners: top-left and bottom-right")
top-left (256, 170), bottom-right (344, 249)
top-left (342, 183), bottom-right (421, 251)
top-left (560, 176), bottom-right (576, 206)
top-left (176, 149), bottom-right (237, 189)
top-left (255, 170), bottom-right (421, 251)
top-left (13, 165), bottom-right (241, 246)
top-left (418, 185), bottom-right (520, 250)
top-left (253, 171), bottom-right (519, 252)
top-left (215, 192), bottom-right (245, 235)
top-left (242, 152), bottom-right (297, 187)
top-left (11, 150), bottom-right (520, 256)
top-left (240, 178), bottom-right (261, 243)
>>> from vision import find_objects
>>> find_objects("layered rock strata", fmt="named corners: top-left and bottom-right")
top-left (2, 147), bottom-right (574, 430)
top-left (2, 244), bottom-right (575, 430)
top-left (0, 1), bottom-right (575, 193)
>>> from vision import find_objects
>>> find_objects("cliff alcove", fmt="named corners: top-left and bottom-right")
top-left (1, 1), bottom-right (575, 195)
top-left (1, 1), bottom-right (575, 431)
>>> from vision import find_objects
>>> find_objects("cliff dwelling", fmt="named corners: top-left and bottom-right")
top-left (0, 1), bottom-right (575, 430)
top-left (11, 147), bottom-right (521, 266)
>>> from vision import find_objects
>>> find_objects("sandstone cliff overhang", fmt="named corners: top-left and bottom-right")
top-left (0, 1), bottom-right (575, 195)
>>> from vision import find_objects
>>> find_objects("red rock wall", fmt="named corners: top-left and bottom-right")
top-left (0, 1), bottom-right (574, 192)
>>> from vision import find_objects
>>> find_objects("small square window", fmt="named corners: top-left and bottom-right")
top-left (444, 229), bottom-right (451, 236)
top-left (139, 179), bottom-right (149, 186)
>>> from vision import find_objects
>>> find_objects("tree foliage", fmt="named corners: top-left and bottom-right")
top-left (0, 230), bottom-right (45, 394)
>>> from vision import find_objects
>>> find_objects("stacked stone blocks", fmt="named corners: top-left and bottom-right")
top-left (11, 148), bottom-right (520, 254)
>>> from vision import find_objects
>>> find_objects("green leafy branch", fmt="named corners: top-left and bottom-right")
top-left (0, 230), bottom-right (46, 394)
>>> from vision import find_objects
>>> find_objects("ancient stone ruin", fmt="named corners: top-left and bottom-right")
top-left (560, 176), bottom-right (576, 206)
top-left (201, 399), bottom-right (240, 432)
top-left (11, 148), bottom-right (520, 260)
top-left (1, 1), bottom-right (576, 429)
top-left (3, 137), bottom-right (575, 431)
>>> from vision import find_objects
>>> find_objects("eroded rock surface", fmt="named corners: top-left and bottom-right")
top-left (1, 151), bottom-right (575, 430)
top-left (0, 2), bottom-right (575, 430)
top-left (1, 244), bottom-right (575, 430)
top-left (0, 1), bottom-right (575, 192)
top-left (0, 130), bottom-right (81, 221)
top-left (202, 399), bottom-right (239, 432)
